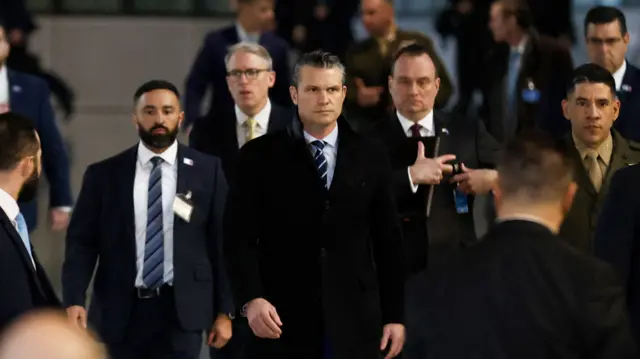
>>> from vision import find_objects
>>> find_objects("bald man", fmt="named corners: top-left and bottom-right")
top-left (0, 310), bottom-right (106, 359)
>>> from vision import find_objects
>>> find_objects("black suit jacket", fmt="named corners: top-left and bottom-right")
top-left (614, 63), bottom-right (640, 142)
top-left (595, 164), bottom-right (640, 341)
top-left (408, 220), bottom-right (637, 358)
top-left (225, 114), bottom-right (404, 358)
top-left (0, 207), bottom-right (60, 333)
top-left (371, 111), bottom-right (500, 274)
top-left (481, 33), bottom-right (573, 143)
top-left (184, 25), bottom-right (291, 127)
top-left (62, 144), bottom-right (233, 343)
top-left (189, 103), bottom-right (292, 182)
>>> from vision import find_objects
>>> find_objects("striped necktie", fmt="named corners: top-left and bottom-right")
top-left (143, 156), bottom-right (165, 289)
top-left (311, 140), bottom-right (328, 188)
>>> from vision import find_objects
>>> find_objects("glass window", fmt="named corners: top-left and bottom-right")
top-left (62, 0), bottom-right (120, 11)
top-left (134, 0), bottom-right (192, 12)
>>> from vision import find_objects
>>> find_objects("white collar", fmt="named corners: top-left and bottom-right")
top-left (0, 187), bottom-right (19, 223)
top-left (303, 124), bottom-right (339, 148)
top-left (236, 22), bottom-right (260, 42)
top-left (396, 110), bottom-right (435, 136)
top-left (511, 35), bottom-right (528, 54)
top-left (235, 100), bottom-right (271, 129)
top-left (612, 60), bottom-right (627, 91)
top-left (137, 140), bottom-right (178, 167)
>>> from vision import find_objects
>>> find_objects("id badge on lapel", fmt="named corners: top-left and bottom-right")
top-left (173, 190), bottom-right (193, 222)
top-left (521, 78), bottom-right (540, 104)
top-left (453, 188), bottom-right (469, 214)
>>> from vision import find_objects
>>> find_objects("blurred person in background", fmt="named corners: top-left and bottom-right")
top-left (184, 0), bottom-right (291, 131)
top-left (526, 0), bottom-right (575, 48)
top-left (482, 0), bottom-right (573, 143)
top-left (0, 25), bottom-right (72, 233)
top-left (584, 6), bottom-right (640, 142)
top-left (408, 132), bottom-right (638, 358)
top-left (0, 112), bottom-right (60, 333)
top-left (436, 0), bottom-right (494, 116)
top-left (190, 42), bottom-right (291, 185)
top-left (0, 310), bottom-right (107, 359)
top-left (343, 0), bottom-right (454, 133)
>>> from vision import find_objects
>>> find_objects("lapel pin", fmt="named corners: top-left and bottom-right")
top-left (185, 191), bottom-right (192, 200)
top-left (12, 85), bottom-right (21, 93)
top-left (183, 158), bottom-right (193, 166)
top-left (622, 84), bottom-right (632, 92)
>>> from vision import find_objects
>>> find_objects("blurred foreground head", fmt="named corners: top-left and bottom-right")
top-left (493, 132), bottom-right (577, 230)
top-left (0, 310), bottom-right (107, 359)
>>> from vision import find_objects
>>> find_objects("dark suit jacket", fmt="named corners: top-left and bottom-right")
top-left (9, 70), bottom-right (72, 231)
top-left (481, 33), bottom-right (573, 143)
top-left (407, 220), bottom-right (637, 359)
top-left (225, 114), bottom-right (404, 358)
top-left (62, 144), bottom-right (233, 343)
top-left (614, 63), bottom-right (640, 142)
top-left (0, 207), bottom-right (60, 333)
top-left (594, 164), bottom-right (640, 341)
top-left (184, 25), bottom-right (291, 127)
top-left (560, 130), bottom-right (640, 254)
top-left (371, 111), bottom-right (500, 274)
top-left (189, 103), bottom-right (292, 182)
top-left (344, 30), bottom-right (454, 132)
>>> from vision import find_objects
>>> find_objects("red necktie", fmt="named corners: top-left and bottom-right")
top-left (410, 124), bottom-right (422, 138)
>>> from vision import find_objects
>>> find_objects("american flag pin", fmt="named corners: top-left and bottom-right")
top-left (11, 85), bottom-right (21, 93)
top-left (622, 84), bottom-right (632, 92)
top-left (183, 158), bottom-right (193, 166)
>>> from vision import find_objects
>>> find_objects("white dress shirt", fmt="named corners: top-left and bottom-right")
top-left (133, 141), bottom-right (178, 287)
top-left (612, 60), bottom-right (627, 91)
top-left (0, 66), bottom-right (8, 105)
top-left (397, 111), bottom-right (435, 193)
top-left (304, 125), bottom-right (339, 187)
top-left (236, 100), bottom-right (271, 148)
top-left (0, 187), bottom-right (34, 267)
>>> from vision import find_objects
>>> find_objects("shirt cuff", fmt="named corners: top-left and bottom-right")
top-left (407, 167), bottom-right (419, 193)
top-left (52, 206), bottom-right (73, 212)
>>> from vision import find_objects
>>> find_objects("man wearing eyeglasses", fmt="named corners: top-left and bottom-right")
top-left (190, 42), bottom-right (291, 187)
top-left (585, 6), bottom-right (640, 142)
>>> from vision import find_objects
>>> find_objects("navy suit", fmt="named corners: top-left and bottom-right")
top-left (184, 25), bottom-right (291, 127)
top-left (614, 63), bottom-right (640, 142)
top-left (0, 207), bottom-right (60, 333)
top-left (62, 144), bottom-right (233, 353)
top-left (10, 70), bottom-right (72, 230)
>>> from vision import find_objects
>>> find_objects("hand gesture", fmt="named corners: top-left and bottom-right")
top-left (66, 306), bottom-right (87, 329)
top-left (246, 298), bottom-right (283, 339)
top-left (451, 165), bottom-right (497, 195)
top-left (208, 314), bottom-right (232, 348)
top-left (409, 141), bottom-right (456, 185)
top-left (380, 323), bottom-right (405, 359)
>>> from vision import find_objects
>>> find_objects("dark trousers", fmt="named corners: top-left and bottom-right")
top-left (107, 286), bottom-right (202, 359)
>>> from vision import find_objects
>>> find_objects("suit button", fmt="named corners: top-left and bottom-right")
top-left (324, 201), bottom-right (330, 210)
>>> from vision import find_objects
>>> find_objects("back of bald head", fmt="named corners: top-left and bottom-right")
top-left (0, 310), bottom-right (107, 359)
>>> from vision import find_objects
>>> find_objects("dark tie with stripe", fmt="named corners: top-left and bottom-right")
top-left (143, 156), bottom-right (164, 289)
top-left (311, 140), bottom-right (328, 188)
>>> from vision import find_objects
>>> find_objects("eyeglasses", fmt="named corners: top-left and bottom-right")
top-left (227, 68), bottom-right (270, 80)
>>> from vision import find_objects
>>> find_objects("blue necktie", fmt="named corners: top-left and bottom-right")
top-left (15, 212), bottom-right (34, 266)
top-left (311, 140), bottom-right (328, 188)
top-left (142, 157), bottom-right (164, 289)
top-left (506, 51), bottom-right (521, 116)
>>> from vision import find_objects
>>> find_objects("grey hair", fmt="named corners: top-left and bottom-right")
top-left (224, 42), bottom-right (273, 70)
top-left (292, 50), bottom-right (346, 86)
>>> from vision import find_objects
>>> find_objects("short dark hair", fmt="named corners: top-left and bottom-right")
top-left (292, 50), bottom-right (346, 87)
top-left (498, 0), bottom-right (533, 30)
top-left (566, 63), bottom-right (616, 98)
top-left (584, 6), bottom-right (627, 36)
top-left (390, 43), bottom-right (440, 78)
top-left (133, 80), bottom-right (180, 104)
top-left (497, 132), bottom-right (573, 202)
top-left (0, 112), bottom-right (39, 171)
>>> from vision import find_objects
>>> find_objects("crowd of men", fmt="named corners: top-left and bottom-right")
top-left (2, 0), bottom-right (640, 359)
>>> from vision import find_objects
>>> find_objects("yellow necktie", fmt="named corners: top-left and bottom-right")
top-left (379, 40), bottom-right (389, 56)
top-left (585, 149), bottom-right (603, 192)
top-left (245, 117), bottom-right (256, 142)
